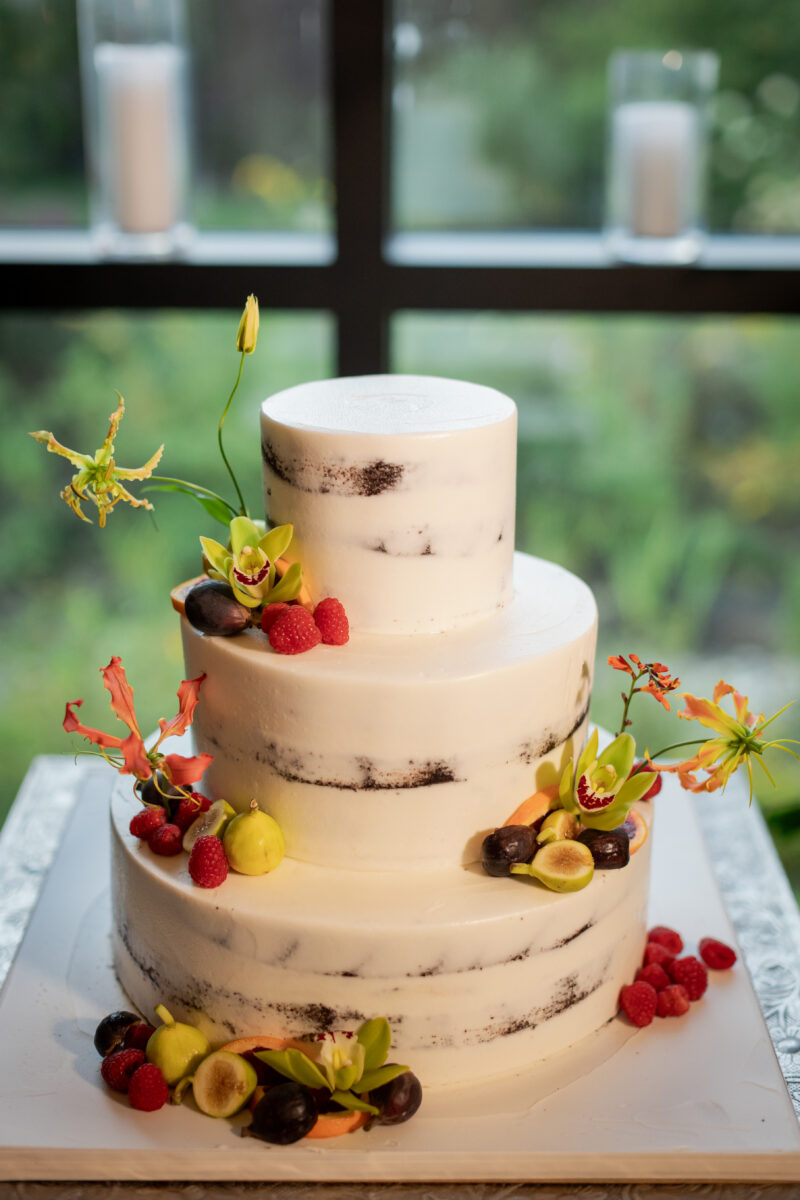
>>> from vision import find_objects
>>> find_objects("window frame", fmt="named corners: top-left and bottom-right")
top-left (1, 0), bottom-right (799, 376)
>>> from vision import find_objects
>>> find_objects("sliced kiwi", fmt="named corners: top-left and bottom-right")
top-left (182, 799), bottom-right (236, 853)
top-left (528, 839), bottom-right (594, 893)
top-left (536, 810), bottom-right (580, 845)
top-left (190, 1050), bottom-right (258, 1118)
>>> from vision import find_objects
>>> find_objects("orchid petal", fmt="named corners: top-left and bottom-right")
top-left (101, 657), bottom-right (143, 739)
top-left (30, 430), bottom-right (92, 470)
top-left (200, 536), bottom-right (229, 576)
top-left (114, 443), bottom-right (165, 480)
top-left (576, 728), bottom-right (599, 783)
top-left (261, 523), bottom-right (293, 562)
top-left (679, 693), bottom-right (740, 736)
top-left (156, 674), bottom-right (208, 743)
top-left (63, 699), bottom-right (125, 750)
top-left (230, 516), bottom-right (262, 556)
top-left (161, 752), bottom-right (214, 787)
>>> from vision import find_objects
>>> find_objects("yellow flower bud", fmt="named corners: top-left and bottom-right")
top-left (236, 294), bottom-right (260, 354)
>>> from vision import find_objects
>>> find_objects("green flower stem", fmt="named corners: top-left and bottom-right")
top-left (218, 352), bottom-right (248, 518)
top-left (616, 669), bottom-right (647, 737)
top-left (647, 738), bottom-right (708, 761)
top-left (149, 476), bottom-right (237, 515)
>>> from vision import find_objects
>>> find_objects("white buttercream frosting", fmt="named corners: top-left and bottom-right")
top-left (261, 375), bottom-right (517, 634)
top-left (183, 553), bottom-right (597, 870)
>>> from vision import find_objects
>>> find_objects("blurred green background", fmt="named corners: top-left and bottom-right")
top-left (0, 1), bottom-right (798, 885)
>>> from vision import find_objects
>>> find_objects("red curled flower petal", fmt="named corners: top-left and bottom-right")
top-left (156, 674), bottom-right (207, 743)
top-left (63, 698), bottom-right (125, 750)
top-left (161, 752), bottom-right (214, 787)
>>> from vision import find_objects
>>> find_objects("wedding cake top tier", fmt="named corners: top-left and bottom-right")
top-left (261, 375), bottom-right (517, 634)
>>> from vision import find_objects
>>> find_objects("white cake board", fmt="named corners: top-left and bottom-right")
top-left (0, 771), bottom-right (798, 1184)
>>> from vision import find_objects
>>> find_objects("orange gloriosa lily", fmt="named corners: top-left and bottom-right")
top-left (64, 656), bottom-right (213, 788)
top-left (651, 679), bottom-right (798, 802)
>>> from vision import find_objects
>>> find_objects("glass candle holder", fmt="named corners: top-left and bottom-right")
top-left (78, 0), bottom-right (191, 256)
top-left (605, 50), bottom-right (718, 264)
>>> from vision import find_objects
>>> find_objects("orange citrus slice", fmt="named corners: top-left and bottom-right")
top-left (503, 785), bottom-right (559, 828)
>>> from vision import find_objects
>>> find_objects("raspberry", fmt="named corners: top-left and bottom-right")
top-left (669, 955), bottom-right (708, 1000)
top-left (648, 925), bottom-right (684, 955)
top-left (269, 606), bottom-right (322, 655)
top-left (656, 984), bottom-right (691, 1018)
top-left (619, 981), bottom-right (657, 1027)
top-left (313, 597), bottom-right (350, 646)
top-left (261, 602), bottom-right (290, 634)
top-left (632, 761), bottom-right (663, 800)
top-left (129, 806), bottom-right (167, 840)
top-left (148, 823), bottom-right (184, 856)
top-left (100, 1048), bottom-right (146, 1093)
top-left (123, 1022), bottom-right (156, 1052)
top-left (635, 963), bottom-right (671, 991)
top-left (699, 936), bottom-right (737, 970)
top-left (172, 791), bottom-right (211, 833)
top-left (128, 1063), bottom-right (169, 1111)
top-left (189, 835), bottom-right (229, 888)
top-left (643, 941), bottom-right (675, 970)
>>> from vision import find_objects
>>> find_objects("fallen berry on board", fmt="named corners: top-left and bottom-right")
top-left (129, 806), bottom-right (167, 841)
top-left (698, 937), bottom-right (737, 970)
top-left (148, 823), bottom-right (184, 856)
top-left (128, 1063), bottom-right (169, 1111)
top-left (100, 1048), bottom-right (146, 1093)
top-left (656, 984), bottom-right (691, 1018)
top-left (619, 981), bottom-right (657, 1027)
top-left (669, 955), bottom-right (708, 1001)
top-left (635, 963), bottom-right (671, 991)
top-left (313, 597), bottom-right (350, 645)
top-left (643, 941), bottom-right (676, 970)
top-left (648, 926), bottom-right (684, 956)
top-left (260, 602), bottom-right (290, 634)
top-left (189, 834), bottom-right (230, 888)
top-left (269, 606), bottom-right (322, 655)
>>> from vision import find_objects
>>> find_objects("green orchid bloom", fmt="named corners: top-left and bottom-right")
top-left (30, 394), bottom-right (163, 527)
top-left (200, 515), bottom-right (303, 608)
top-left (255, 1018), bottom-right (409, 1118)
top-left (559, 729), bottom-right (657, 831)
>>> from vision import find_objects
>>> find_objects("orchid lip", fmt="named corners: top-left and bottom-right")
top-left (577, 774), bottom-right (616, 811)
top-left (233, 561), bottom-right (270, 586)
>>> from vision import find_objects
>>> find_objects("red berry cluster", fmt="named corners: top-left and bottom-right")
top-left (261, 598), bottom-right (349, 655)
top-left (619, 925), bottom-right (737, 1028)
top-left (129, 792), bottom-right (211, 859)
top-left (96, 1015), bottom-right (168, 1112)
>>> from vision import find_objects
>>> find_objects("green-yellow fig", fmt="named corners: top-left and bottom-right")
top-left (145, 1004), bottom-right (211, 1086)
top-left (223, 799), bottom-right (285, 876)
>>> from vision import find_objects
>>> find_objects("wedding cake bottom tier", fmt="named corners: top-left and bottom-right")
top-left (110, 790), bottom-right (651, 1088)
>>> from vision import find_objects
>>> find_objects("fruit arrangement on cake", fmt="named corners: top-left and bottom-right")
top-left (34, 296), bottom-right (797, 1140)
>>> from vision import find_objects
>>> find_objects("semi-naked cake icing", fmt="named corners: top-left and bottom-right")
top-left (111, 374), bottom-right (651, 1088)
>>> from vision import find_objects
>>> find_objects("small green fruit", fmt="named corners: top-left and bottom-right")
top-left (223, 800), bottom-right (285, 875)
top-left (183, 799), bottom-right (235, 853)
top-left (146, 1004), bottom-right (211, 1086)
top-left (191, 1050), bottom-right (257, 1117)
top-left (537, 810), bottom-right (580, 845)
top-left (528, 840), bottom-right (594, 893)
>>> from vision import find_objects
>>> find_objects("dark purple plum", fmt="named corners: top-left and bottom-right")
top-left (577, 826), bottom-right (630, 869)
top-left (481, 824), bottom-right (537, 876)
top-left (249, 1082), bottom-right (318, 1144)
top-left (93, 1010), bottom-right (141, 1057)
top-left (369, 1070), bottom-right (422, 1125)
top-left (184, 580), bottom-right (250, 637)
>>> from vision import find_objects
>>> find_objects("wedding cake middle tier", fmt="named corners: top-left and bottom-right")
top-left (182, 552), bottom-right (597, 871)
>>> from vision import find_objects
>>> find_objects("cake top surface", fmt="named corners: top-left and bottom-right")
top-left (262, 374), bottom-right (516, 435)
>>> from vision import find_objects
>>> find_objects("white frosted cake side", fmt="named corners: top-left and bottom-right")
top-left (111, 787), bottom-right (651, 1088)
top-left (182, 553), bottom-right (596, 870)
top-left (261, 375), bottom-right (517, 635)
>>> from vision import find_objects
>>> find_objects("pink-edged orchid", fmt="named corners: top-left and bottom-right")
top-left (649, 680), bottom-right (799, 802)
top-left (30, 395), bottom-right (163, 527)
top-left (558, 728), bottom-right (657, 831)
top-left (64, 657), bottom-right (213, 788)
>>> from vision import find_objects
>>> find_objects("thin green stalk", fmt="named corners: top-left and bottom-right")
top-left (218, 352), bottom-right (248, 517)
top-left (150, 475), bottom-right (237, 515)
